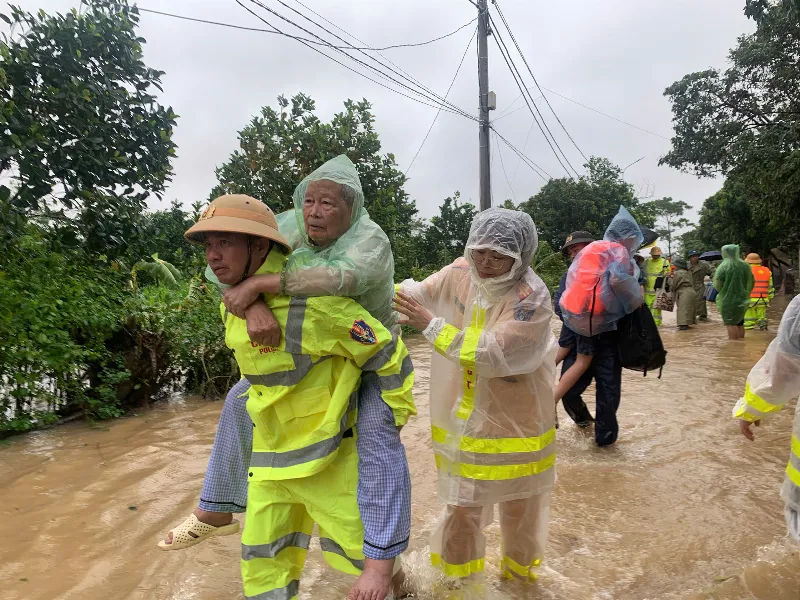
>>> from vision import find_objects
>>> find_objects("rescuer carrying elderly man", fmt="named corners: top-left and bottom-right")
top-left (179, 191), bottom-right (415, 600)
top-left (163, 155), bottom-right (417, 600)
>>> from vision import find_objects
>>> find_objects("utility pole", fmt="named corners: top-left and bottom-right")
top-left (477, 0), bottom-right (491, 211)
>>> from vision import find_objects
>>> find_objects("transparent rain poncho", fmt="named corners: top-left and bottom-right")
top-left (732, 295), bottom-right (800, 541)
top-left (399, 207), bottom-right (558, 581)
top-left (559, 206), bottom-right (644, 337)
top-left (206, 154), bottom-right (396, 328)
top-left (714, 244), bottom-right (755, 326)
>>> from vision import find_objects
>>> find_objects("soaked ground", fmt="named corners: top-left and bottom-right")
top-left (3, 300), bottom-right (800, 600)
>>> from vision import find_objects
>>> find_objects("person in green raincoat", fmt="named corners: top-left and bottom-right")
top-left (669, 257), bottom-right (697, 330)
top-left (713, 244), bottom-right (755, 340)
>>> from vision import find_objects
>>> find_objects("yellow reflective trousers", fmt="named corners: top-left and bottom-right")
top-left (241, 439), bottom-right (364, 600)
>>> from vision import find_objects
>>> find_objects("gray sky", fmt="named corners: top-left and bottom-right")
top-left (28, 0), bottom-right (753, 223)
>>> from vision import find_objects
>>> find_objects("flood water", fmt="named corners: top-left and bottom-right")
top-left (3, 301), bottom-right (800, 600)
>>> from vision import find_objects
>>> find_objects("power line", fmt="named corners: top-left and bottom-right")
top-left (489, 15), bottom-right (578, 178)
top-left (406, 27), bottom-right (477, 175)
top-left (492, 0), bottom-right (589, 162)
top-left (232, 1), bottom-right (478, 121)
top-left (492, 95), bottom-right (541, 123)
top-left (137, 7), bottom-right (477, 51)
top-left (541, 87), bottom-right (671, 140)
top-left (493, 130), bottom-right (516, 203)
top-left (511, 121), bottom-right (535, 182)
top-left (248, 0), bottom-right (476, 121)
top-left (491, 126), bottom-right (551, 182)
top-left (494, 92), bottom-right (523, 119)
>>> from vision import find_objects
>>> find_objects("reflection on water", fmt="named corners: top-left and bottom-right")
top-left (2, 302), bottom-right (800, 599)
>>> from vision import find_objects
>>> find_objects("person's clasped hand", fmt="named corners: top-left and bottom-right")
top-left (243, 302), bottom-right (282, 348)
top-left (394, 291), bottom-right (435, 331)
top-left (222, 279), bottom-right (260, 319)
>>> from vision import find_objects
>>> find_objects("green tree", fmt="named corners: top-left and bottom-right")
top-left (0, 0), bottom-right (177, 254)
top-left (211, 93), bottom-right (418, 251)
top-left (645, 197), bottom-right (692, 256)
top-left (684, 177), bottom-right (782, 257)
top-left (660, 0), bottom-right (800, 251)
top-left (422, 192), bottom-right (477, 269)
top-left (518, 156), bottom-right (654, 250)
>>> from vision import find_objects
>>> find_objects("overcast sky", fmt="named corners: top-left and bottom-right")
top-left (28, 0), bottom-right (753, 223)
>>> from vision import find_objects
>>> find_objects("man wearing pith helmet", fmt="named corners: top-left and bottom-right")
top-left (183, 194), bottom-right (416, 600)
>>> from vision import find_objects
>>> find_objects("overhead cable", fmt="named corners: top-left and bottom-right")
top-left (406, 27), bottom-right (478, 175)
top-left (492, 0), bottom-right (589, 162)
top-left (259, 0), bottom-right (476, 121)
top-left (491, 126), bottom-right (551, 182)
top-left (542, 88), bottom-right (671, 140)
top-left (493, 130), bottom-right (516, 203)
top-left (489, 17), bottom-right (578, 178)
top-left (137, 7), bottom-right (477, 51)
top-left (233, 1), bottom-right (477, 121)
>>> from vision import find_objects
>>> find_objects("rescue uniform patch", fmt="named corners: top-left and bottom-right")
top-left (350, 319), bottom-right (377, 345)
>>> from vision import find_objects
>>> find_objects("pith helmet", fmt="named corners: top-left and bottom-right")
top-left (745, 253), bottom-right (762, 265)
top-left (185, 194), bottom-right (291, 254)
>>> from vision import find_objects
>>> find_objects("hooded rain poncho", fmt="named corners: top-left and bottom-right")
top-left (732, 295), bottom-right (800, 541)
top-left (559, 206), bottom-right (644, 337)
top-left (714, 244), bottom-right (755, 326)
top-left (206, 155), bottom-right (396, 329)
top-left (399, 207), bottom-right (557, 582)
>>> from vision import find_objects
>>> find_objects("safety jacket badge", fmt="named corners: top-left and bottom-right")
top-left (350, 319), bottom-right (377, 345)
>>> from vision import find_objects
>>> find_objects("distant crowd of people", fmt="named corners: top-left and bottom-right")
top-left (151, 159), bottom-right (798, 600)
top-left (637, 245), bottom-right (776, 340)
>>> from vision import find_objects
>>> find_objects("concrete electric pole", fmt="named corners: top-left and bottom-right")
top-left (477, 0), bottom-right (492, 211)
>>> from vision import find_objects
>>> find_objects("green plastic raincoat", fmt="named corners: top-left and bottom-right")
top-left (713, 244), bottom-right (755, 326)
top-left (206, 155), bottom-right (396, 328)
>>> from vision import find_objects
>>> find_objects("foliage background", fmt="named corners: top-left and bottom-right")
top-left (6, 0), bottom-right (770, 434)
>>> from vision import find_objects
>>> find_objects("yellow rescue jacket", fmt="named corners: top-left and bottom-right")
top-left (222, 249), bottom-right (416, 482)
top-left (644, 257), bottom-right (670, 293)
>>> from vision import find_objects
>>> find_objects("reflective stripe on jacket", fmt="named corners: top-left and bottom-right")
top-left (733, 295), bottom-right (800, 516)
top-left (751, 265), bottom-right (774, 300)
top-left (223, 249), bottom-right (416, 482)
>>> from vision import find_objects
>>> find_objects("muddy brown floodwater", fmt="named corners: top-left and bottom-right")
top-left (3, 301), bottom-right (800, 600)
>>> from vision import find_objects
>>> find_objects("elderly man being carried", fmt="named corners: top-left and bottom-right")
top-left (161, 156), bottom-right (414, 600)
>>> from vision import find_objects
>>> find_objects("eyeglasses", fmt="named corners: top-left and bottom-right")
top-left (470, 249), bottom-right (513, 269)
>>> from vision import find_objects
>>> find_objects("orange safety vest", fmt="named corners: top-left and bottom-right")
top-left (751, 265), bottom-right (771, 299)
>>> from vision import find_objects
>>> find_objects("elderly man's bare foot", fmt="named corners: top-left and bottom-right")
top-left (347, 559), bottom-right (409, 600)
top-left (162, 508), bottom-right (233, 545)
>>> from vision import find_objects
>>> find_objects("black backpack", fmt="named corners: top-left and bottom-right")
top-left (616, 305), bottom-right (667, 377)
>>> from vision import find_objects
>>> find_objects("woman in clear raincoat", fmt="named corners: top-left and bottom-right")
top-left (394, 208), bottom-right (557, 585)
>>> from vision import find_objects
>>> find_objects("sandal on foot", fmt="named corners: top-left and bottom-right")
top-left (157, 514), bottom-right (240, 551)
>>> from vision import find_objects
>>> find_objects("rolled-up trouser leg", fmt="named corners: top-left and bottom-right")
top-left (430, 504), bottom-right (491, 580)
top-left (199, 378), bottom-right (252, 513)
top-left (356, 373), bottom-right (411, 559)
top-left (499, 491), bottom-right (552, 582)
